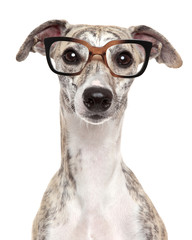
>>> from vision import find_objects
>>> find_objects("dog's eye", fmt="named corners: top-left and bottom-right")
top-left (116, 51), bottom-right (133, 68)
top-left (62, 48), bottom-right (80, 64)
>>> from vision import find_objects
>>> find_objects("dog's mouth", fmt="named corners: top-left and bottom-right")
top-left (76, 111), bottom-right (112, 125)
top-left (90, 114), bottom-right (104, 120)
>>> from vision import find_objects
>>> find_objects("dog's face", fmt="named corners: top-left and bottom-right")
top-left (16, 20), bottom-right (182, 125)
top-left (58, 25), bottom-right (138, 124)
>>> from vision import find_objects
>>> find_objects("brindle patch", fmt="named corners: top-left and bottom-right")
top-left (121, 161), bottom-right (167, 239)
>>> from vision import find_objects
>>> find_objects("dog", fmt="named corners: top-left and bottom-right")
top-left (16, 19), bottom-right (182, 240)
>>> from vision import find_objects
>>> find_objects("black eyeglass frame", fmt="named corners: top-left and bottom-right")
top-left (44, 37), bottom-right (152, 78)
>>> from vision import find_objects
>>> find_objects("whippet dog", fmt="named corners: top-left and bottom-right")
top-left (16, 20), bottom-right (182, 240)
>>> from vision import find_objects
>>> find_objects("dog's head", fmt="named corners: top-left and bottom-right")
top-left (16, 20), bottom-right (182, 125)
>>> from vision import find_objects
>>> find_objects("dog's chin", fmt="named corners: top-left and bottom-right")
top-left (77, 112), bottom-right (112, 125)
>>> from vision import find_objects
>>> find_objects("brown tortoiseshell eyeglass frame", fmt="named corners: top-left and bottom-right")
top-left (44, 37), bottom-right (152, 78)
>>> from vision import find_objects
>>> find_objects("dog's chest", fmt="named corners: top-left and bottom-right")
top-left (48, 193), bottom-right (141, 240)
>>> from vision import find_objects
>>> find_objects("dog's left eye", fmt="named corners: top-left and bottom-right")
top-left (62, 48), bottom-right (80, 64)
top-left (115, 51), bottom-right (133, 68)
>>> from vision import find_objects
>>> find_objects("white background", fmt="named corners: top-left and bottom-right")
top-left (0, 0), bottom-right (191, 239)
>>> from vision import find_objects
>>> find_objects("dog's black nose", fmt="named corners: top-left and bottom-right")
top-left (83, 87), bottom-right (113, 112)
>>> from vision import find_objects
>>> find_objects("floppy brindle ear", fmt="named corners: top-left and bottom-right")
top-left (16, 20), bottom-right (70, 62)
top-left (129, 25), bottom-right (183, 68)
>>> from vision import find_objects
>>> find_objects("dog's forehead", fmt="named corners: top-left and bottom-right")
top-left (66, 25), bottom-right (130, 47)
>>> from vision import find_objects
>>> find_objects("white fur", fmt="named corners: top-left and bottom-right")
top-left (48, 112), bottom-right (143, 240)
top-left (91, 80), bottom-right (103, 87)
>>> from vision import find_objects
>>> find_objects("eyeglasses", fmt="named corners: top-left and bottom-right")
top-left (44, 37), bottom-right (152, 78)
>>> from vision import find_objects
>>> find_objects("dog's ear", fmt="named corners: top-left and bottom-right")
top-left (16, 20), bottom-right (70, 62)
top-left (129, 25), bottom-right (182, 68)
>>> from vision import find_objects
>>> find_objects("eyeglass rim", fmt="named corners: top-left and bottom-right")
top-left (44, 37), bottom-right (152, 78)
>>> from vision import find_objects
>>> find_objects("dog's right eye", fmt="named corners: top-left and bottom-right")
top-left (62, 48), bottom-right (80, 64)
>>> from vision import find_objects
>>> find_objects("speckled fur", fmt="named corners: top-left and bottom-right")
top-left (16, 20), bottom-right (182, 240)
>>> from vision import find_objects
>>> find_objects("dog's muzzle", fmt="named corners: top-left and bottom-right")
top-left (83, 87), bottom-right (112, 113)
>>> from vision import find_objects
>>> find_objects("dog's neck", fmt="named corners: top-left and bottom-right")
top-left (60, 109), bottom-right (126, 209)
